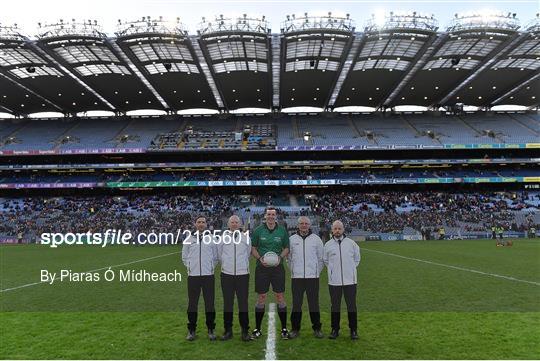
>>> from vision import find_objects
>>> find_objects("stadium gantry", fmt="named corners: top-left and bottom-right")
top-left (0, 11), bottom-right (539, 116)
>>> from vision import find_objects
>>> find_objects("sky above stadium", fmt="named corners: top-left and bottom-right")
top-left (2, 0), bottom-right (539, 36)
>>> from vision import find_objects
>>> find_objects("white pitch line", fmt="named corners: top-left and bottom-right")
top-left (265, 303), bottom-right (277, 361)
top-left (362, 247), bottom-right (540, 286)
top-left (0, 251), bottom-right (180, 293)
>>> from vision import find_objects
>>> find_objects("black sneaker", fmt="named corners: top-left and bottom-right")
top-left (208, 329), bottom-right (217, 341)
top-left (288, 330), bottom-right (299, 339)
top-left (241, 330), bottom-right (254, 342)
top-left (281, 328), bottom-right (290, 340)
top-left (221, 329), bottom-right (233, 341)
top-left (186, 330), bottom-right (196, 341)
top-left (350, 330), bottom-right (359, 340)
top-left (328, 329), bottom-right (339, 339)
top-left (313, 329), bottom-right (324, 338)
top-left (251, 328), bottom-right (263, 339)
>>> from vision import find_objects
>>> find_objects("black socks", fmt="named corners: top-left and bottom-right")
top-left (255, 304), bottom-right (265, 330)
top-left (278, 305), bottom-right (287, 329)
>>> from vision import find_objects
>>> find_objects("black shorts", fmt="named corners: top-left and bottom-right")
top-left (255, 264), bottom-right (285, 294)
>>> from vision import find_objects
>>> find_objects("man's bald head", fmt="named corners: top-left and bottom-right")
top-left (331, 220), bottom-right (344, 238)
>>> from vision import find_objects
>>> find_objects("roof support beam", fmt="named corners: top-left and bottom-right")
top-left (190, 36), bottom-right (226, 110)
top-left (271, 34), bottom-right (281, 110)
top-left (278, 35), bottom-right (289, 109)
top-left (325, 33), bottom-right (361, 110)
top-left (0, 72), bottom-right (64, 112)
top-left (0, 104), bottom-right (14, 114)
top-left (381, 33), bottom-right (444, 108)
top-left (491, 71), bottom-right (540, 105)
top-left (32, 42), bottom-right (116, 111)
top-left (434, 32), bottom-right (523, 106)
top-left (263, 34), bottom-right (274, 110)
top-left (108, 41), bottom-right (170, 109)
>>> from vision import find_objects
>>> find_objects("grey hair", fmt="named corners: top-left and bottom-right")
top-left (228, 215), bottom-right (241, 225)
top-left (297, 216), bottom-right (311, 225)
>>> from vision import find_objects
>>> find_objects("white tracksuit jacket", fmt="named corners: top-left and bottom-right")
top-left (217, 231), bottom-right (251, 276)
top-left (287, 231), bottom-right (324, 279)
top-left (323, 236), bottom-right (361, 286)
top-left (182, 235), bottom-right (218, 276)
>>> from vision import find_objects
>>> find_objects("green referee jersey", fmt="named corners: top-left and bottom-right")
top-left (251, 223), bottom-right (290, 266)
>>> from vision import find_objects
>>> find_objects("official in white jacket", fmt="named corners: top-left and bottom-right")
top-left (323, 220), bottom-right (361, 340)
top-left (287, 216), bottom-right (324, 339)
top-left (182, 215), bottom-right (218, 341)
top-left (217, 215), bottom-right (252, 342)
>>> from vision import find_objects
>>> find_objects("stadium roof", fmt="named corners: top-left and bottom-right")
top-left (0, 11), bottom-right (539, 115)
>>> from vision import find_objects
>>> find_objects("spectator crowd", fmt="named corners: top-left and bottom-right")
top-left (1, 191), bottom-right (538, 242)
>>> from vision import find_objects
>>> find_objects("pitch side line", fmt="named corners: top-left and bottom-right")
top-left (0, 251), bottom-right (180, 293)
top-left (265, 303), bottom-right (277, 360)
top-left (362, 248), bottom-right (540, 286)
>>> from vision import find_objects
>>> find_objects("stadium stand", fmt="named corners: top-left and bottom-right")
top-left (149, 122), bottom-right (276, 151)
top-left (0, 11), bottom-right (538, 246)
top-left (1, 166), bottom-right (539, 184)
top-left (1, 191), bottom-right (538, 242)
top-left (0, 113), bottom-right (538, 152)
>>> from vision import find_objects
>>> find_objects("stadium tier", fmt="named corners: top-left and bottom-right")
top-left (2, 165), bottom-right (540, 185)
top-left (1, 191), bottom-right (538, 242)
top-left (0, 112), bottom-right (539, 154)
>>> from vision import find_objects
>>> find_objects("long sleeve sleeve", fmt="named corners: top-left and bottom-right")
top-left (353, 243), bottom-right (360, 267)
top-left (181, 239), bottom-right (190, 267)
top-left (212, 243), bottom-right (219, 268)
top-left (317, 237), bottom-right (324, 275)
top-left (322, 243), bottom-right (329, 266)
top-left (245, 235), bottom-right (251, 264)
top-left (217, 242), bottom-right (223, 264)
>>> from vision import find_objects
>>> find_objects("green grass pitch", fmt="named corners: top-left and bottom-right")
top-left (1, 239), bottom-right (539, 359)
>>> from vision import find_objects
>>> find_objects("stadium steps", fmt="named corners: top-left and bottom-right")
top-left (507, 114), bottom-right (539, 137)
top-left (52, 120), bottom-right (83, 150)
top-left (457, 116), bottom-right (483, 138)
top-left (524, 113), bottom-right (540, 127)
top-left (0, 121), bottom-right (31, 148)
top-left (401, 116), bottom-right (422, 137)
top-left (108, 118), bottom-right (135, 144)
top-left (0, 122), bottom-right (23, 144)
top-left (174, 119), bottom-right (188, 133)
top-left (292, 118), bottom-right (301, 139)
top-left (370, 135), bottom-right (379, 145)
top-left (348, 118), bottom-right (363, 138)
top-left (403, 116), bottom-right (444, 145)
top-left (467, 115), bottom-right (512, 143)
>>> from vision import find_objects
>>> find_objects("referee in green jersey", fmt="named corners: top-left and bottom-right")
top-left (250, 206), bottom-right (290, 339)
